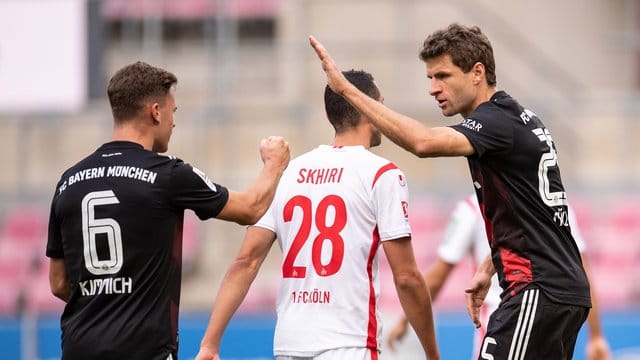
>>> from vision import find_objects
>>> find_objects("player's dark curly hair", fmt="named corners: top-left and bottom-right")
top-left (107, 61), bottom-right (178, 122)
top-left (419, 23), bottom-right (497, 87)
top-left (324, 69), bottom-right (381, 132)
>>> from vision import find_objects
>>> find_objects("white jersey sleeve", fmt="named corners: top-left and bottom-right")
top-left (437, 195), bottom-right (502, 336)
top-left (437, 197), bottom-right (485, 264)
top-left (567, 204), bottom-right (586, 252)
top-left (254, 196), bottom-right (277, 233)
top-left (372, 166), bottom-right (411, 241)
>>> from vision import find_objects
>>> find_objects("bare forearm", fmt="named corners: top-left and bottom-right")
top-left (244, 163), bottom-right (286, 219)
top-left (395, 275), bottom-right (439, 359)
top-left (477, 254), bottom-right (496, 277)
top-left (49, 258), bottom-right (71, 303)
top-left (200, 261), bottom-right (261, 350)
top-left (217, 137), bottom-right (289, 225)
top-left (582, 255), bottom-right (604, 338)
top-left (218, 163), bottom-right (285, 225)
top-left (53, 283), bottom-right (71, 303)
top-left (342, 85), bottom-right (431, 156)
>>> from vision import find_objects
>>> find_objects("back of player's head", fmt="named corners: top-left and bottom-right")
top-left (107, 61), bottom-right (178, 122)
top-left (324, 69), bottom-right (381, 132)
top-left (419, 23), bottom-right (497, 87)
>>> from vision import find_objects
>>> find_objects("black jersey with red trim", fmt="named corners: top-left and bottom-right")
top-left (450, 91), bottom-right (590, 308)
top-left (46, 141), bottom-right (229, 360)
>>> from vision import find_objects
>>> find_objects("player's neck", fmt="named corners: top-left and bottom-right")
top-left (112, 122), bottom-right (154, 151)
top-left (332, 131), bottom-right (371, 149)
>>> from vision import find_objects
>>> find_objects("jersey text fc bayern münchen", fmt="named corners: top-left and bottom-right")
top-left (47, 141), bottom-right (229, 360)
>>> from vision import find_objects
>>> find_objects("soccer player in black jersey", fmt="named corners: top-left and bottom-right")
top-left (47, 61), bottom-right (289, 360)
top-left (310, 24), bottom-right (593, 359)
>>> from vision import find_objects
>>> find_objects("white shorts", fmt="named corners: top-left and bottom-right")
top-left (276, 347), bottom-right (379, 360)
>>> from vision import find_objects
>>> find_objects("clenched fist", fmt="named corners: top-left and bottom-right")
top-left (260, 136), bottom-right (290, 170)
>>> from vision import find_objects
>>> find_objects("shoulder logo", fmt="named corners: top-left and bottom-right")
top-left (398, 174), bottom-right (407, 187)
top-left (192, 167), bottom-right (217, 192)
top-left (461, 118), bottom-right (482, 132)
top-left (401, 201), bottom-right (409, 218)
top-left (520, 109), bottom-right (537, 125)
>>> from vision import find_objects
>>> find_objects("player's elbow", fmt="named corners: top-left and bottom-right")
top-left (226, 192), bottom-right (269, 225)
top-left (232, 254), bottom-right (263, 275)
top-left (237, 203), bottom-right (267, 226)
top-left (412, 141), bottom-right (432, 158)
top-left (393, 269), bottom-right (425, 292)
top-left (405, 136), bottom-right (439, 158)
top-left (50, 279), bottom-right (70, 303)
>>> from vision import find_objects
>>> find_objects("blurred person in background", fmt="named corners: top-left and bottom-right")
top-left (386, 195), bottom-right (611, 360)
top-left (310, 22), bottom-right (591, 359)
top-left (196, 70), bottom-right (439, 360)
top-left (47, 61), bottom-right (290, 360)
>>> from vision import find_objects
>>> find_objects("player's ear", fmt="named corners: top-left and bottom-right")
top-left (150, 102), bottom-right (161, 124)
top-left (471, 62), bottom-right (485, 85)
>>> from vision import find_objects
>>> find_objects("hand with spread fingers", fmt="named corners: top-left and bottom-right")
top-left (308, 36), bottom-right (352, 96)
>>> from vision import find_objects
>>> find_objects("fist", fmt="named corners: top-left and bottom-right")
top-left (260, 136), bottom-right (290, 169)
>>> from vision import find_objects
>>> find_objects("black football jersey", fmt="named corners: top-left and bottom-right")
top-left (47, 141), bottom-right (229, 360)
top-left (450, 91), bottom-right (591, 308)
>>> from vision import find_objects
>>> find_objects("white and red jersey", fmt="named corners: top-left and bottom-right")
top-left (439, 195), bottom-right (586, 358)
top-left (255, 145), bottom-right (411, 357)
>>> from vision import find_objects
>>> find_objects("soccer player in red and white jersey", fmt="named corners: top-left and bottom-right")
top-left (386, 195), bottom-right (611, 359)
top-left (196, 70), bottom-right (439, 360)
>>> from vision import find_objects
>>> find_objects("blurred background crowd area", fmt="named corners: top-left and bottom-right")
top-left (1, 0), bottom-right (640, 320)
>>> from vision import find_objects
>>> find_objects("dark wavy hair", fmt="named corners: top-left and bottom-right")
top-left (420, 23), bottom-right (496, 87)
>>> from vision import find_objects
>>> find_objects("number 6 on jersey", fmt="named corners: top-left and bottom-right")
top-left (81, 190), bottom-right (123, 275)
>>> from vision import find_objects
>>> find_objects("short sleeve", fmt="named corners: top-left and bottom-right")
top-left (254, 201), bottom-right (277, 233)
top-left (46, 189), bottom-right (64, 258)
top-left (372, 166), bottom-right (411, 241)
top-left (170, 162), bottom-right (229, 220)
top-left (437, 200), bottom-right (480, 264)
top-left (450, 111), bottom-right (513, 158)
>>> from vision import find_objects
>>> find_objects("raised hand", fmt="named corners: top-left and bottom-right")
top-left (308, 36), bottom-right (351, 95)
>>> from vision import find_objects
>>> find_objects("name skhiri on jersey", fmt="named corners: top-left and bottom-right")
top-left (297, 167), bottom-right (344, 185)
top-left (58, 166), bottom-right (158, 194)
top-left (79, 277), bottom-right (133, 296)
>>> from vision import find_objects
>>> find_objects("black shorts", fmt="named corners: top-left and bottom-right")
top-left (477, 286), bottom-right (589, 360)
